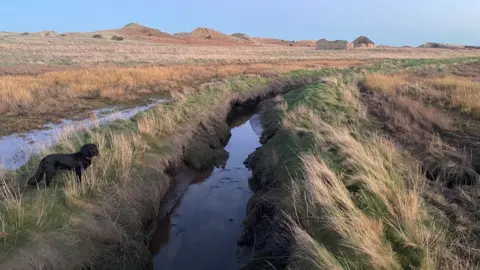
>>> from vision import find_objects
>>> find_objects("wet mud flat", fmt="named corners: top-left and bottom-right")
top-left (149, 108), bottom-right (263, 270)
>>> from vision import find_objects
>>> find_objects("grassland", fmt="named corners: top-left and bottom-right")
top-left (1, 32), bottom-right (480, 135)
top-left (0, 59), bottom-right (362, 135)
top-left (0, 66), bottom-right (330, 269)
top-left (1, 32), bottom-right (480, 269)
top-left (2, 33), bottom-right (480, 68)
top-left (241, 60), bottom-right (480, 269)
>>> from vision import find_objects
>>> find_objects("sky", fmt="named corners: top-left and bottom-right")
top-left (1, 0), bottom-right (479, 47)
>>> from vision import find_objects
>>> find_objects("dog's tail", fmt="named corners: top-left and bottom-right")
top-left (27, 158), bottom-right (46, 185)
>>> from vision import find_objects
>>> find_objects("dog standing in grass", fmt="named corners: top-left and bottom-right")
top-left (27, 143), bottom-right (99, 187)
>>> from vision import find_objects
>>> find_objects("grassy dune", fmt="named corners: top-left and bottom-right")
top-left (243, 60), bottom-right (480, 269)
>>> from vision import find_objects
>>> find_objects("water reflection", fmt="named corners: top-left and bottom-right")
top-left (249, 114), bottom-right (263, 137)
top-left (149, 166), bottom-right (214, 256)
top-left (150, 113), bottom-right (262, 270)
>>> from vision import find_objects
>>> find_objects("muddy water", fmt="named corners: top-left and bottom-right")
top-left (150, 112), bottom-right (262, 270)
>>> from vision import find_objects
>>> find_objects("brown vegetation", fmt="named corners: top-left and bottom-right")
top-left (360, 64), bottom-right (480, 267)
top-left (111, 35), bottom-right (125, 41)
top-left (2, 32), bottom-right (480, 69)
top-left (239, 62), bottom-right (480, 269)
top-left (0, 59), bottom-right (363, 135)
top-left (363, 71), bottom-right (480, 119)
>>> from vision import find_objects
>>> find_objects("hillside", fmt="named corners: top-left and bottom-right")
top-left (116, 23), bottom-right (187, 44)
top-left (252, 37), bottom-right (295, 46)
top-left (292, 40), bottom-right (316, 47)
top-left (5, 23), bottom-right (473, 49)
top-left (120, 23), bottom-right (173, 38)
top-left (0, 23), bottom-right (343, 47)
top-left (187, 27), bottom-right (255, 45)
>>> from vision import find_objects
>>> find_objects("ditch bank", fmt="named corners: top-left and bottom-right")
top-left (143, 79), bottom-right (326, 270)
top-left (0, 76), bottom-right (325, 270)
top-left (238, 97), bottom-right (301, 270)
top-left (149, 105), bottom-right (262, 270)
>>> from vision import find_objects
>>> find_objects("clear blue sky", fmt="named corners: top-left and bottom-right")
top-left (1, 0), bottom-right (479, 46)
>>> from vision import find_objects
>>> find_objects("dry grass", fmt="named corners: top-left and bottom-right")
top-left (0, 76), bottom-right (226, 268)
top-left (2, 33), bottom-right (480, 67)
top-left (426, 75), bottom-right (480, 116)
top-left (0, 56), bottom-right (479, 268)
top-left (364, 67), bottom-right (480, 118)
top-left (0, 60), bottom-right (359, 115)
top-left (0, 59), bottom-right (362, 136)
top-left (359, 66), bottom-right (480, 268)
top-left (362, 73), bottom-right (408, 94)
top-left (245, 73), bottom-right (480, 269)
top-left (362, 67), bottom-right (480, 185)
top-left (283, 106), bottom-right (439, 269)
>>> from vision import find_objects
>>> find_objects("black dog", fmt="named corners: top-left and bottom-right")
top-left (27, 143), bottom-right (99, 187)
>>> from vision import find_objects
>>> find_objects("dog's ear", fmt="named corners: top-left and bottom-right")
top-left (80, 144), bottom-right (93, 157)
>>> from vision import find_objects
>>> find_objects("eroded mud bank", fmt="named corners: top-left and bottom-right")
top-left (238, 98), bottom-right (296, 270)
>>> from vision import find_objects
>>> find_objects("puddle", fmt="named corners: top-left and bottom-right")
top-left (150, 112), bottom-right (262, 270)
top-left (0, 99), bottom-right (169, 170)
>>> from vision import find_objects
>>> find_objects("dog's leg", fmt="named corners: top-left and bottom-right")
top-left (27, 158), bottom-right (48, 186)
top-left (27, 167), bottom-right (45, 185)
top-left (75, 166), bottom-right (82, 184)
top-left (44, 164), bottom-right (57, 187)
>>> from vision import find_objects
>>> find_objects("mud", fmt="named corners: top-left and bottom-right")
top-left (149, 109), bottom-right (262, 270)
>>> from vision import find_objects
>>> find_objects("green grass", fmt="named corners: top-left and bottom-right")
top-left (249, 78), bottom-right (443, 269)
top-left (367, 57), bottom-right (480, 73)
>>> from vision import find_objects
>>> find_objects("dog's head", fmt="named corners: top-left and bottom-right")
top-left (80, 143), bottom-right (99, 159)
